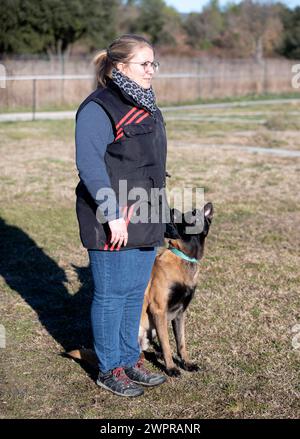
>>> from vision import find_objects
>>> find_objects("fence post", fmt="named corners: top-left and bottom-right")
top-left (197, 59), bottom-right (201, 100)
top-left (32, 78), bottom-right (36, 121)
top-left (61, 54), bottom-right (65, 106)
top-left (263, 59), bottom-right (268, 94)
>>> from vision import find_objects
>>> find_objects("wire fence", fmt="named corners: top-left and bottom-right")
top-left (0, 57), bottom-right (299, 120)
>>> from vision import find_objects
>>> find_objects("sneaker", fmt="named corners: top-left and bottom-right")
top-left (124, 355), bottom-right (167, 387)
top-left (97, 366), bottom-right (144, 397)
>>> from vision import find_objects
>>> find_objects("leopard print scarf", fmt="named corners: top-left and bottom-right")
top-left (111, 68), bottom-right (157, 114)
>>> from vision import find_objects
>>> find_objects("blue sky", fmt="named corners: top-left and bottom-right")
top-left (165, 0), bottom-right (300, 13)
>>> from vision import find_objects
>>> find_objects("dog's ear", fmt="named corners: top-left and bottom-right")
top-left (204, 202), bottom-right (214, 222)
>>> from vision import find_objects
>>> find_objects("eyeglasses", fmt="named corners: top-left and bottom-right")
top-left (126, 61), bottom-right (160, 72)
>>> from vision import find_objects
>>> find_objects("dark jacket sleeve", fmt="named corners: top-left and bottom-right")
top-left (75, 101), bottom-right (121, 221)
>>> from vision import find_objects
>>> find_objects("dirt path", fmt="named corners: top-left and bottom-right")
top-left (1, 98), bottom-right (300, 122)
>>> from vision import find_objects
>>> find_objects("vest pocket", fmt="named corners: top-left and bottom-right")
top-left (123, 123), bottom-right (154, 137)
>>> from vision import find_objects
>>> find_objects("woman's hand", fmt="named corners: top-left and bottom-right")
top-left (108, 217), bottom-right (128, 250)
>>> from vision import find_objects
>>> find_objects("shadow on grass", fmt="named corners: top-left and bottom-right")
top-left (0, 216), bottom-right (165, 377)
top-left (0, 216), bottom-right (93, 354)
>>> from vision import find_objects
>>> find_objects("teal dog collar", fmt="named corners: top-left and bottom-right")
top-left (168, 246), bottom-right (199, 264)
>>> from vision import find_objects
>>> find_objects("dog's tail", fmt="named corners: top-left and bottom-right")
top-left (66, 348), bottom-right (98, 369)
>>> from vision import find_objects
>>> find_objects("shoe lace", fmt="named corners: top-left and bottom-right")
top-left (112, 367), bottom-right (132, 385)
top-left (135, 356), bottom-right (151, 375)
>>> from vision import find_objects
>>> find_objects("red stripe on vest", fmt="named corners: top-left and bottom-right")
top-left (116, 107), bottom-right (138, 130)
top-left (114, 130), bottom-right (124, 141)
top-left (125, 204), bottom-right (136, 227)
top-left (114, 109), bottom-right (149, 141)
top-left (114, 109), bottom-right (146, 141)
top-left (135, 112), bottom-right (149, 124)
top-left (124, 109), bottom-right (145, 125)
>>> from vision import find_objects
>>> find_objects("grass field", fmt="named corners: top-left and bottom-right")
top-left (0, 100), bottom-right (300, 419)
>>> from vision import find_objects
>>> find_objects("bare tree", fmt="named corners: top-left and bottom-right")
top-left (223, 0), bottom-right (283, 60)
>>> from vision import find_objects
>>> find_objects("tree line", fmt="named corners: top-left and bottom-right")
top-left (0, 0), bottom-right (299, 59)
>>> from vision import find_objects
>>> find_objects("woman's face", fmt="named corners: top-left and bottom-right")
top-left (116, 45), bottom-right (155, 89)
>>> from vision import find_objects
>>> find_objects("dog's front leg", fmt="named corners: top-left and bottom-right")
top-left (151, 308), bottom-right (181, 377)
top-left (172, 311), bottom-right (200, 372)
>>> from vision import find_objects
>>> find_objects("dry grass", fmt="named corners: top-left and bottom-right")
top-left (0, 101), bottom-right (299, 419)
top-left (164, 100), bottom-right (300, 151)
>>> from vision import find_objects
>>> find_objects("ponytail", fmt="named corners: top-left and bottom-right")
top-left (93, 49), bottom-right (114, 88)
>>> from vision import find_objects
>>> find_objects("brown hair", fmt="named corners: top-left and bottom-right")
top-left (93, 34), bottom-right (154, 88)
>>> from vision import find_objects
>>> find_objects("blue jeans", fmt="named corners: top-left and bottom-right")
top-left (88, 247), bottom-right (157, 373)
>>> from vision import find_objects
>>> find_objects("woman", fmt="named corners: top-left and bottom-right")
top-left (75, 34), bottom-right (168, 397)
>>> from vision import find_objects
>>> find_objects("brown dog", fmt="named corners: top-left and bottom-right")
top-left (138, 202), bottom-right (213, 376)
top-left (67, 203), bottom-right (213, 377)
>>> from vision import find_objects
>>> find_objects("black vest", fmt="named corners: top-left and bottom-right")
top-left (75, 80), bottom-right (168, 250)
